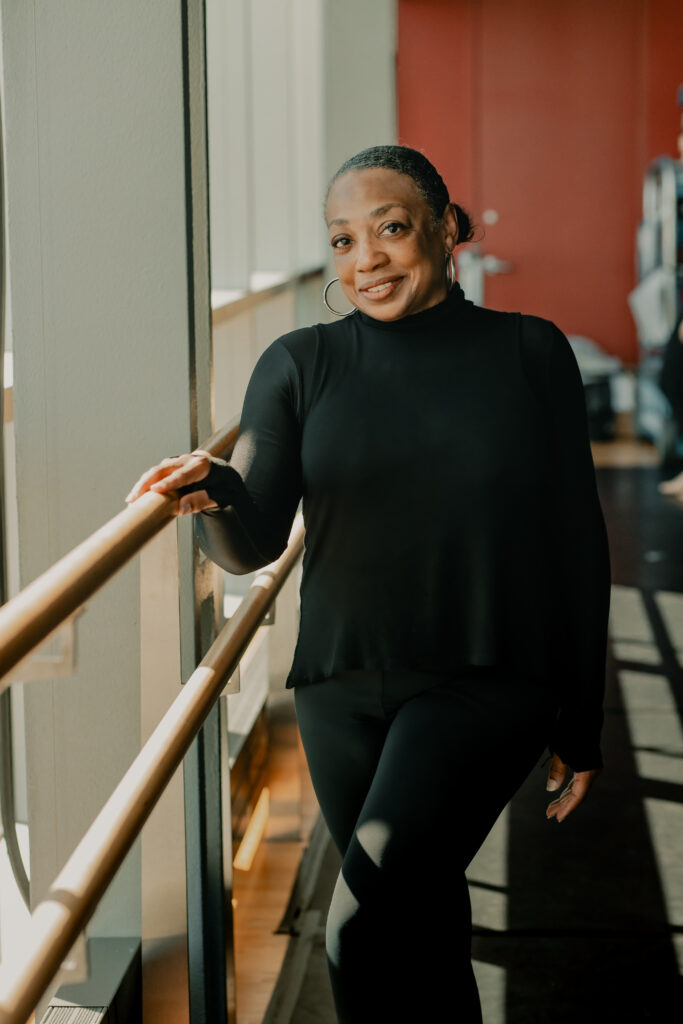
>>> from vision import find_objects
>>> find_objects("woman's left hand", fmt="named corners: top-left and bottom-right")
top-left (545, 753), bottom-right (600, 823)
top-left (125, 451), bottom-right (217, 515)
top-left (658, 469), bottom-right (683, 498)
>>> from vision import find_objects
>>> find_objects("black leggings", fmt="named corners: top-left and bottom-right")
top-left (294, 666), bottom-right (559, 1023)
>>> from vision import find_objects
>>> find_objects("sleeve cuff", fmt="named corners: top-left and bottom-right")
top-left (548, 741), bottom-right (603, 773)
top-left (176, 456), bottom-right (243, 509)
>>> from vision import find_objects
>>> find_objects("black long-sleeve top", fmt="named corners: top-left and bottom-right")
top-left (194, 282), bottom-right (611, 771)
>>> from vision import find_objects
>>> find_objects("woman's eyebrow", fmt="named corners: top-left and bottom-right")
top-left (369, 202), bottom-right (410, 218)
top-left (327, 203), bottom-right (410, 228)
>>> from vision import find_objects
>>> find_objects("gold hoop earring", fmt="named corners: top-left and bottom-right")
top-left (323, 278), bottom-right (355, 317)
top-left (445, 251), bottom-right (456, 290)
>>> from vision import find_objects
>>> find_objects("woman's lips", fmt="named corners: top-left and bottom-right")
top-left (358, 277), bottom-right (403, 301)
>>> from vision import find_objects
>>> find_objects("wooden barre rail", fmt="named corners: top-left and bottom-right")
top-left (0, 514), bottom-right (304, 1024)
top-left (0, 423), bottom-right (238, 690)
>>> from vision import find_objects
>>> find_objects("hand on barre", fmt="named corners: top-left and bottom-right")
top-left (658, 469), bottom-right (683, 499)
top-left (124, 450), bottom-right (218, 515)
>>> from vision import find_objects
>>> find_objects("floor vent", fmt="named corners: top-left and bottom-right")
top-left (38, 937), bottom-right (140, 1024)
top-left (41, 1009), bottom-right (107, 1024)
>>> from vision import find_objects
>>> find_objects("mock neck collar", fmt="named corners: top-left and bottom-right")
top-left (354, 280), bottom-right (469, 332)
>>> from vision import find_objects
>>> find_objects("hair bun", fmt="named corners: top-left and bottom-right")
top-left (454, 204), bottom-right (475, 245)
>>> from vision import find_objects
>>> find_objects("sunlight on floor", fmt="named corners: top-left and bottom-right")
top-left (468, 808), bottom-right (509, 932)
top-left (468, 806), bottom-right (509, 1017)
top-left (472, 960), bottom-right (506, 1020)
top-left (614, 585), bottom-right (683, 973)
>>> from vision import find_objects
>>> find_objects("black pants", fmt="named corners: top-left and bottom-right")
top-left (294, 666), bottom-right (559, 1023)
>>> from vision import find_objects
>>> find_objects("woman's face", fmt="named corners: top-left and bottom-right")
top-left (325, 167), bottom-right (456, 321)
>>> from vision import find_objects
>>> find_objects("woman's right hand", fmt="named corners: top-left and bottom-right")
top-left (124, 450), bottom-right (218, 515)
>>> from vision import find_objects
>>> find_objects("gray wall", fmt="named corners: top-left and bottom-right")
top-left (0, 3), bottom-right (211, 1010)
top-left (324, 0), bottom-right (397, 193)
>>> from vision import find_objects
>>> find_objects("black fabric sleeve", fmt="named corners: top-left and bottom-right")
top-left (190, 338), bottom-right (304, 574)
top-left (543, 323), bottom-right (612, 772)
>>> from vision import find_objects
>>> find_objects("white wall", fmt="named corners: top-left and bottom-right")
top-left (207, 0), bottom-right (325, 290)
top-left (323, 0), bottom-right (398, 192)
top-left (0, 2), bottom-right (210, 1013)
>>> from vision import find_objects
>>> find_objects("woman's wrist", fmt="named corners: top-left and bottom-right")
top-left (177, 458), bottom-right (240, 508)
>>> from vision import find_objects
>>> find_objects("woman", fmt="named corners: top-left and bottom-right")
top-left (126, 146), bottom-right (611, 1022)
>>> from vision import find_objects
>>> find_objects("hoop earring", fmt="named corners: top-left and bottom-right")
top-left (445, 251), bottom-right (456, 290)
top-left (323, 278), bottom-right (355, 317)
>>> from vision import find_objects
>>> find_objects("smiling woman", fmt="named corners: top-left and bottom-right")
top-left (125, 144), bottom-right (611, 1023)
top-left (325, 146), bottom-right (473, 321)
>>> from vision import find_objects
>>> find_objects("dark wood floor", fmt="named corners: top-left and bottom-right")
top-left (598, 465), bottom-right (683, 592)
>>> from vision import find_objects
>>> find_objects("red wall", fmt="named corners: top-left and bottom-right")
top-left (397, 0), bottom-right (683, 363)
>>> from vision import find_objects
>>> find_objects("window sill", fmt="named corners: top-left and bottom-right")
top-left (211, 266), bottom-right (323, 326)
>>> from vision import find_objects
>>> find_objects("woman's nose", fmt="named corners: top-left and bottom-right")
top-left (355, 234), bottom-right (388, 272)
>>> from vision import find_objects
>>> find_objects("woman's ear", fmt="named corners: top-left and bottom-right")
top-left (442, 202), bottom-right (459, 251)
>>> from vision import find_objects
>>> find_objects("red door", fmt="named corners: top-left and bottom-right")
top-left (398, 0), bottom-right (683, 363)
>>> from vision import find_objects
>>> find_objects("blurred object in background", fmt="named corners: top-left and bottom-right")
top-left (658, 315), bottom-right (683, 469)
top-left (457, 245), bottom-right (514, 307)
top-left (629, 85), bottom-right (683, 464)
top-left (567, 335), bottom-right (623, 441)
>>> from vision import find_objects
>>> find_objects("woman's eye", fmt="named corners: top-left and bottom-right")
top-left (381, 222), bottom-right (405, 236)
top-left (331, 236), bottom-right (351, 249)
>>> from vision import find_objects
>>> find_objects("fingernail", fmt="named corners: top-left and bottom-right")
top-left (546, 779), bottom-right (560, 792)
top-left (179, 501), bottom-right (191, 514)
